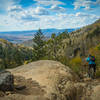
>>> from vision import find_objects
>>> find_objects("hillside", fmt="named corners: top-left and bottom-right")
top-left (43, 19), bottom-right (99, 59)
top-left (68, 19), bottom-right (100, 56)
top-left (0, 39), bottom-right (33, 69)
top-left (45, 19), bottom-right (100, 58)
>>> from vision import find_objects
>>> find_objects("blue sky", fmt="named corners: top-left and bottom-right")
top-left (0, 0), bottom-right (100, 31)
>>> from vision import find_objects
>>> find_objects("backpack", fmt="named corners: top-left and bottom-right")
top-left (90, 56), bottom-right (95, 62)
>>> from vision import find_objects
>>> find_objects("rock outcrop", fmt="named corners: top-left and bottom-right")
top-left (8, 60), bottom-right (79, 96)
top-left (0, 70), bottom-right (14, 91)
top-left (5, 60), bottom-right (80, 100)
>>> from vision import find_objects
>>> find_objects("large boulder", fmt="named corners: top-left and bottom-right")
top-left (0, 70), bottom-right (14, 91)
top-left (7, 60), bottom-right (80, 100)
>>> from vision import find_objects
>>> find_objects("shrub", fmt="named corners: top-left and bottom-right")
top-left (69, 57), bottom-right (82, 66)
top-left (69, 57), bottom-right (82, 74)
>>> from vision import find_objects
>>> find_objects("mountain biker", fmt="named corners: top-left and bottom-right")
top-left (86, 54), bottom-right (96, 78)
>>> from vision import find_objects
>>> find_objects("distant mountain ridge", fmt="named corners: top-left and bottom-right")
top-left (0, 28), bottom-right (76, 43)
top-left (0, 28), bottom-right (76, 35)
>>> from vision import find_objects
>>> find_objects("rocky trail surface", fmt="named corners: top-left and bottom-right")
top-left (81, 78), bottom-right (100, 100)
top-left (0, 60), bottom-right (100, 100)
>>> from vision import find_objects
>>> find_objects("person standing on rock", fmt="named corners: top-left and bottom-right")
top-left (86, 54), bottom-right (96, 78)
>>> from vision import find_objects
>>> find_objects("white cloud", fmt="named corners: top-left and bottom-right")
top-left (50, 5), bottom-right (66, 12)
top-left (73, 0), bottom-right (100, 10)
top-left (23, 13), bottom-right (99, 29)
top-left (1, 11), bottom-right (99, 31)
top-left (75, 12), bottom-right (90, 17)
top-left (73, 0), bottom-right (92, 10)
top-left (34, 0), bottom-right (65, 6)
top-left (8, 6), bottom-right (49, 20)
top-left (34, 6), bottom-right (49, 15)
top-left (7, 5), bottom-right (22, 12)
top-left (75, 12), bottom-right (99, 19)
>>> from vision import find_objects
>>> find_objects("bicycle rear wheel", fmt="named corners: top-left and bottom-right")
top-left (89, 68), bottom-right (94, 79)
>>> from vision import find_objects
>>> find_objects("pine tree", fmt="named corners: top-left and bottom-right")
top-left (33, 29), bottom-right (45, 60)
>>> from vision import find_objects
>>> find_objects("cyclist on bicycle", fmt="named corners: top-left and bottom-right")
top-left (86, 54), bottom-right (96, 78)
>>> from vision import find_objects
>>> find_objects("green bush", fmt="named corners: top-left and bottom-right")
top-left (69, 57), bottom-right (82, 74)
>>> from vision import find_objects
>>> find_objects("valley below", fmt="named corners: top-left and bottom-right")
top-left (0, 28), bottom-right (75, 44)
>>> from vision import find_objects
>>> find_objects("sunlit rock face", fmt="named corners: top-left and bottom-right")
top-left (0, 70), bottom-right (14, 91)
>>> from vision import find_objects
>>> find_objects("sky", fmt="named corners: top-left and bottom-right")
top-left (0, 0), bottom-right (100, 32)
